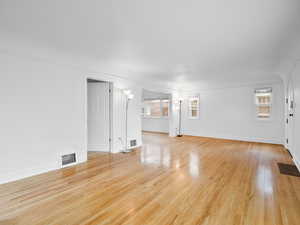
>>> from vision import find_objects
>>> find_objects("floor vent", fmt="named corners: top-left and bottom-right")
top-left (130, 139), bottom-right (137, 147)
top-left (62, 153), bottom-right (76, 166)
top-left (278, 163), bottom-right (300, 177)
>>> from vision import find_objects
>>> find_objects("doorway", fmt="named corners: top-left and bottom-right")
top-left (141, 89), bottom-right (171, 135)
top-left (87, 79), bottom-right (112, 153)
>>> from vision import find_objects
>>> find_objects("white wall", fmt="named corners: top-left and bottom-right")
top-left (175, 82), bottom-right (285, 144)
top-left (0, 53), bottom-right (142, 184)
top-left (127, 88), bottom-right (142, 148)
top-left (113, 87), bottom-right (142, 153)
top-left (142, 118), bottom-right (169, 133)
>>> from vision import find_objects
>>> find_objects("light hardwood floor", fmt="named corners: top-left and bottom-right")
top-left (0, 132), bottom-right (300, 225)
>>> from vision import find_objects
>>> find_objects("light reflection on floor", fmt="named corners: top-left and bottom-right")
top-left (140, 140), bottom-right (202, 178)
top-left (189, 151), bottom-right (200, 178)
top-left (256, 165), bottom-right (273, 195)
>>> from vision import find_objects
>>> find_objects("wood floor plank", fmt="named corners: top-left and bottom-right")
top-left (0, 133), bottom-right (299, 225)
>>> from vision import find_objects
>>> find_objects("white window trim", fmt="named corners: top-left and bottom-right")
top-left (254, 88), bottom-right (273, 121)
top-left (160, 99), bottom-right (170, 119)
top-left (188, 96), bottom-right (200, 119)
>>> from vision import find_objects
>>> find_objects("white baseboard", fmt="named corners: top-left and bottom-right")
top-left (183, 132), bottom-right (283, 145)
top-left (293, 155), bottom-right (300, 172)
top-left (142, 129), bottom-right (169, 133)
top-left (127, 144), bottom-right (142, 150)
top-left (142, 130), bottom-right (169, 134)
top-left (112, 144), bottom-right (142, 153)
top-left (0, 163), bottom-right (59, 185)
top-left (88, 144), bottom-right (110, 152)
top-left (0, 157), bottom-right (86, 185)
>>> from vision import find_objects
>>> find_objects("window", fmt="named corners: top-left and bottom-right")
top-left (144, 100), bottom-right (161, 117)
top-left (161, 100), bottom-right (169, 117)
top-left (255, 88), bottom-right (272, 119)
top-left (143, 99), bottom-right (169, 118)
top-left (188, 96), bottom-right (200, 119)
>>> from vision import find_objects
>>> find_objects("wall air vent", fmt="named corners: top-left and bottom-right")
top-left (130, 139), bottom-right (137, 147)
top-left (62, 153), bottom-right (76, 166)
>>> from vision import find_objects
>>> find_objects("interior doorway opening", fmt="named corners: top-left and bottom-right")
top-left (87, 78), bottom-right (113, 153)
top-left (141, 89), bottom-right (171, 135)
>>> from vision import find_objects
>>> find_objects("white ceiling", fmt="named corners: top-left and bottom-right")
top-left (1, 0), bottom-right (300, 90)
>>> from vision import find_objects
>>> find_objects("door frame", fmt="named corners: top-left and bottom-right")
top-left (286, 76), bottom-right (295, 152)
top-left (85, 77), bottom-right (113, 155)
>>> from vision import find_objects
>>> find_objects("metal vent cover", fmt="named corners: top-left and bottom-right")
top-left (62, 153), bottom-right (76, 166)
top-left (130, 139), bottom-right (137, 147)
top-left (278, 163), bottom-right (300, 177)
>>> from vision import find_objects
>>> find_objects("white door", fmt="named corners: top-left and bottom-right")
top-left (88, 82), bottom-right (110, 152)
top-left (287, 78), bottom-right (295, 152)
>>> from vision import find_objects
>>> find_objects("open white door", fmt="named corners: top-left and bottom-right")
top-left (87, 82), bottom-right (110, 152)
top-left (287, 78), bottom-right (295, 152)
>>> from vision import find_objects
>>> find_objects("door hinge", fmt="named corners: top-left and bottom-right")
top-left (286, 98), bottom-right (289, 104)
top-left (286, 118), bottom-right (289, 124)
top-left (286, 138), bottom-right (289, 144)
